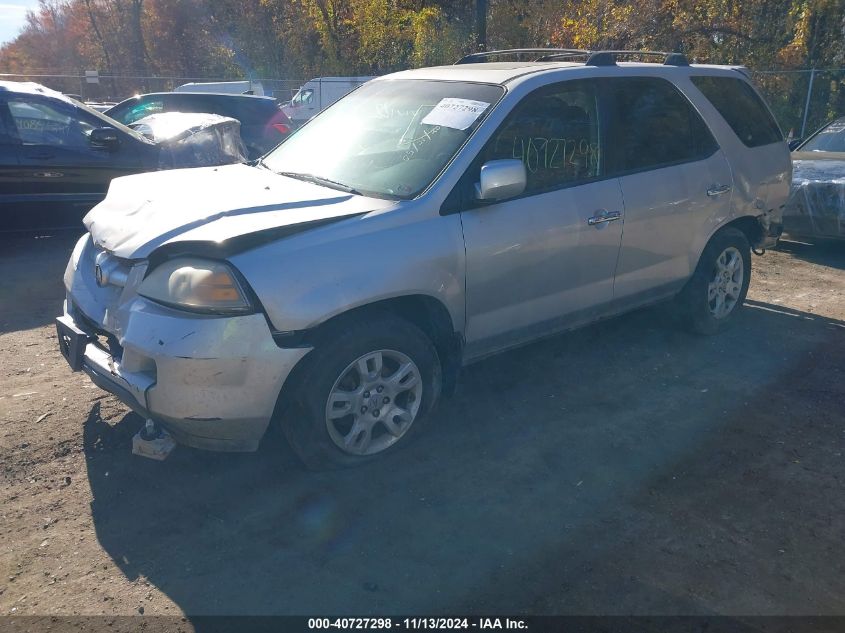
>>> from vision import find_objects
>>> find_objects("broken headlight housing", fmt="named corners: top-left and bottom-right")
top-left (138, 258), bottom-right (253, 314)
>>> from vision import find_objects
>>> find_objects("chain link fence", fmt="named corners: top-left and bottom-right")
top-left (3, 69), bottom-right (844, 141)
top-left (752, 69), bottom-right (845, 142)
top-left (0, 73), bottom-right (305, 103)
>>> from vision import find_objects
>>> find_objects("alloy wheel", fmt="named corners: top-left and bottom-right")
top-left (707, 246), bottom-right (744, 319)
top-left (325, 349), bottom-right (423, 456)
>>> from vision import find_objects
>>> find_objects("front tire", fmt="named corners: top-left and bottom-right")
top-left (283, 313), bottom-right (442, 469)
top-left (679, 227), bottom-right (752, 335)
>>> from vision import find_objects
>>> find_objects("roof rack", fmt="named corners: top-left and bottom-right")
top-left (583, 50), bottom-right (690, 66)
top-left (455, 48), bottom-right (590, 64)
top-left (454, 48), bottom-right (689, 67)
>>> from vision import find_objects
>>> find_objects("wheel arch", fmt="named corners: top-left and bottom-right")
top-left (271, 294), bottom-right (463, 432)
top-left (719, 215), bottom-right (763, 249)
top-left (691, 214), bottom-right (760, 274)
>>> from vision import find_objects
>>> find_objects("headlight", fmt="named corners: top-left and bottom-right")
top-left (138, 258), bottom-right (253, 314)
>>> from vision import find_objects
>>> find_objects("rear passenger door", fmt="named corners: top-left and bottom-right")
top-left (607, 77), bottom-right (733, 302)
top-left (460, 79), bottom-right (625, 358)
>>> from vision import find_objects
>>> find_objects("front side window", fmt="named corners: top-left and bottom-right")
top-left (607, 77), bottom-right (719, 174)
top-left (691, 75), bottom-right (783, 148)
top-left (292, 89), bottom-right (314, 106)
top-left (8, 98), bottom-right (95, 147)
top-left (480, 80), bottom-right (601, 194)
top-left (263, 79), bottom-right (504, 199)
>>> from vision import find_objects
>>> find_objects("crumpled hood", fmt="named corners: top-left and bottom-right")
top-left (84, 163), bottom-right (394, 259)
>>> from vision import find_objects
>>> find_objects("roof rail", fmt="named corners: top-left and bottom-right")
top-left (455, 48), bottom-right (590, 64)
top-left (584, 50), bottom-right (690, 66)
top-left (454, 48), bottom-right (690, 67)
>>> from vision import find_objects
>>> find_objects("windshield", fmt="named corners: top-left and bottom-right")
top-left (263, 79), bottom-right (504, 199)
top-left (800, 119), bottom-right (845, 152)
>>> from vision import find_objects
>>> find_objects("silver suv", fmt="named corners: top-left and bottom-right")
top-left (57, 50), bottom-right (791, 468)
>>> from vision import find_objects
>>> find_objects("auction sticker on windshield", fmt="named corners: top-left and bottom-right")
top-left (421, 98), bottom-right (490, 130)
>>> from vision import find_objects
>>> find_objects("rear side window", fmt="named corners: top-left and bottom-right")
top-left (691, 76), bottom-right (783, 147)
top-left (607, 77), bottom-right (719, 174)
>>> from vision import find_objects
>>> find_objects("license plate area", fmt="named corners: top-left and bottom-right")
top-left (56, 315), bottom-right (91, 371)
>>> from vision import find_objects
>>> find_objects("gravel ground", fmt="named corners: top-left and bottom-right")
top-left (1, 230), bottom-right (844, 620)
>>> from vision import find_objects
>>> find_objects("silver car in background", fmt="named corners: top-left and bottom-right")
top-left (57, 49), bottom-right (791, 468)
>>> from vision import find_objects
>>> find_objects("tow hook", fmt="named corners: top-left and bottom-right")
top-left (132, 419), bottom-right (176, 461)
top-left (752, 247), bottom-right (766, 256)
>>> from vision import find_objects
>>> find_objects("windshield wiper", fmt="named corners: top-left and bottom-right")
top-left (275, 171), bottom-right (362, 195)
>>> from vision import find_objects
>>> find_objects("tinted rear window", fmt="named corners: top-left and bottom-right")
top-left (607, 77), bottom-right (719, 174)
top-left (691, 76), bottom-right (782, 148)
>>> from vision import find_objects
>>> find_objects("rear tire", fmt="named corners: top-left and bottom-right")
top-left (679, 227), bottom-right (751, 335)
top-left (282, 312), bottom-right (442, 470)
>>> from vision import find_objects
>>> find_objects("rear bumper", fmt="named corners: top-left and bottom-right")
top-left (59, 303), bottom-right (311, 452)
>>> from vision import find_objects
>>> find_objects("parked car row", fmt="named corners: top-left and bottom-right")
top-left (0, 82), bottom-right (300, 230)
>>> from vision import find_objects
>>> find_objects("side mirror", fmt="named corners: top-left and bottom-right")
top-left (89, 127), bottom-right (120, 151)
top-left (788, 138), bottom-right (803, 151)
top-left (474, 159), bottom-right (527, 202)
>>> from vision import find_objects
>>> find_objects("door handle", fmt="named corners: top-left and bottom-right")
top-left (26, 153), bottom-right (55, 160)
top-left (707, 184), bottom-right (732, 197)
top-left (587, 210), bottom-right (622, 226)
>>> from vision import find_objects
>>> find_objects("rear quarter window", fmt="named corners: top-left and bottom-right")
top-left (691, 76), bottom-right (783, 148)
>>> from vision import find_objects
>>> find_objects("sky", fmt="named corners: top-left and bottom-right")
top-left (0, 0), bottom-right (39, 45)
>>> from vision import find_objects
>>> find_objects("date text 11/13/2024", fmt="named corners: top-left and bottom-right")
top-left (307, 617), bottom-right (529, 630)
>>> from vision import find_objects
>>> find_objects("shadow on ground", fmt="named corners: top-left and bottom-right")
top-left (776, 237), bottom-right (845, 271)
top-left (82, 298), bottom-right (845, 617)
top-left (0, 230), bottom-right (82, 334)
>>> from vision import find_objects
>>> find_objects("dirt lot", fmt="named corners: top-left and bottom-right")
top-left (1, 230), bottom-right (844, 619)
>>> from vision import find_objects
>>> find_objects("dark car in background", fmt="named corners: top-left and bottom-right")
top-left (105, 92), bottom-right (292, 159)
top-left (0, 81), bottom-right (160, 230)
top-left (0, 81), bottom-right (248, 231)
top-left (784, 116), bottom-right (845, 240)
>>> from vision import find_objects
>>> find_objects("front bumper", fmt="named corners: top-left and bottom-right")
top-left (58, 301), bottom-right (310, 451)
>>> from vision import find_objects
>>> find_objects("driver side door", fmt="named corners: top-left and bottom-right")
top-left (5, 95), bottom-right (144, 228)
top-left (459, 79), bottom-right (625, 359)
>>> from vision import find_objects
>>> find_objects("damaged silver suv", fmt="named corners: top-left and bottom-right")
top-left (57, 50), bottom-right (791, 468)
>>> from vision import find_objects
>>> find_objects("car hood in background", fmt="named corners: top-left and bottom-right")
top-left (84, 163), bottom-right (395, 259)
top-left (791, 151), bottom-right (845, 184)
top-left (130, 112), bottom-right (248, 169)
top-left (785, 150), bottom-right (845, 238)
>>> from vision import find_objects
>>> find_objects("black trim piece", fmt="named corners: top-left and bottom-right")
top-left (586, 52), bottom-right (616, 66)
top-left (665, 53), bottom-right (690, 66)
top-left (270, 329), bottom-right (314, 349)
top-left (146, 216), bottom-right (358, 271)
